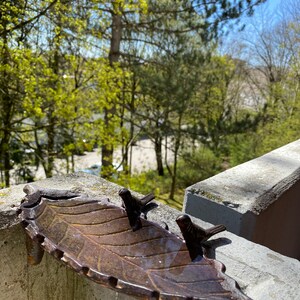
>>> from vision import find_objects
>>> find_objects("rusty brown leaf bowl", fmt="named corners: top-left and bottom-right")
top-left (19, 185), bottom-right (249, 300)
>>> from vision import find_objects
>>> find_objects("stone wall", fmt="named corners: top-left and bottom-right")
top-left (0, 173), bottom-right (299, 300)
top-left (184, 139), bottom-right (300, 259)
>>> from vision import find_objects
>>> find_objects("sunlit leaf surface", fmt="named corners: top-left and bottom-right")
top-left (21, 194), bottom-right (249, 299)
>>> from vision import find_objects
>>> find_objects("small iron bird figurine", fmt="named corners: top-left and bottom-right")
top-left (176, 214), bottom-right (226, 261)
top-left (118, 188), bottom-right (158, 231)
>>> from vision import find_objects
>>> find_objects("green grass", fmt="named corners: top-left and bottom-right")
top-left (112, 169), bottom-right (185, 210)
top-left (157, 190), bottom-right (184, 210)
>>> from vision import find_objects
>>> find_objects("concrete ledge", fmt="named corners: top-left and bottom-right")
top-left (183, 139), bottom-right (300, 259)
top-left (1, 173), bottom-right (300, 299)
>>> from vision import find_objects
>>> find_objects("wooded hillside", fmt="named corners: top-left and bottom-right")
top-left (1, 0), bottom-right (299, 207)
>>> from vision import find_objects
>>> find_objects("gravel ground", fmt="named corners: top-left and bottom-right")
top-left (32, 138), bottom-right (174, 180)
top-left (75, 138), bottom-right (174, 173)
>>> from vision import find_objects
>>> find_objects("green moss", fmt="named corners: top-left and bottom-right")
top-left (198, 190), bottom-right (222, 202)
top-left (0, 191), bottom-right (9, 197)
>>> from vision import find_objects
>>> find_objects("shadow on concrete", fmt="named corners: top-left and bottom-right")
top-left (203, 238), bottom-right (232, 259)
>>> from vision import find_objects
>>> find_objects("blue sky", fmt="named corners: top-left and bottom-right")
top-left (254, 0), bottom-right (282, 21)
top-left (239, 0), bottom-right (282, 28)
top-left (263, 0), bottom-right (281, 12)
top-left (218, 0), bottom-right (285, 57)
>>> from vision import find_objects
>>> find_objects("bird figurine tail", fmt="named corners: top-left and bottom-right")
top-left (205, 224), bottom-right (226, 239)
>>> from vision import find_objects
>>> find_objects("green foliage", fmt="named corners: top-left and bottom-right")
top-left (226, 132), bottom-right (260, 166)
top-left (112, 169), bottom-right (184, 210)
top-left (176, 147), bottom-right (223, 188)
top-left (113, 146), bottom-right (222, 209)
top-left (0, 0), bottom-right (288, 194)
top-left (114, 169), bottom-right (170, 197)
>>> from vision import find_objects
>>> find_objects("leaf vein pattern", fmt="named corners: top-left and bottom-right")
top-left (70, 215), bottom-right (127, 226)
top-left (55, 206), bottom-right (120, 216)
top-left (97, 235), bottom-right (171, 247)
top-left (48, 200), bottom-right (101, 208)
top-left (43, 204), bottom-right (154, 275)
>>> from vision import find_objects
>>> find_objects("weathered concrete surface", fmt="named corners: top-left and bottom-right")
top-left (184, 139), bottom-right (300, 214)
top-left (0, 173), bottom-right (135, 300)
top-left (0, 173), bottom-right (300, 300)
top-left (0, 224), bottom-right (134, 300)
top-left (183, 139), bottom-right (300, 258)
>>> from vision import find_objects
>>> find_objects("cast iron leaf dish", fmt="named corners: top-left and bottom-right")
top-left (19, 184), bottom-right (249, 300)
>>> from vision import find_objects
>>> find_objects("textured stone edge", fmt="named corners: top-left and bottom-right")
top-left (0, 172), bottom-right (123, 230)
top-left (185, 139), bottom-right (300, 215)
top-left (252, 166), bottom-right (300, 213)
top-left (0, 173), bottom-right (300, 300)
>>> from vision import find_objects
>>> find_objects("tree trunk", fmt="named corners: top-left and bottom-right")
top-left (0, 25), bottom-right (12, 187)
top-left (101, 4), bottom-right (122, 177)
top-left (124, 73), bottom-right (137, 174)
top-left (169, 141), bottom-right (179, 200)
top-left (45, 117), bottom-right (55, 178)
top-left (154, 110), bottom-right (165, 176)
top-left (2, 133), bottom-right (11, 187)
top-left (168, 115), bottom-right (182, 200)
top-left (120, 78), bottom-right (128, 173)
top-left (154, 137), bottom-right (164, 176)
